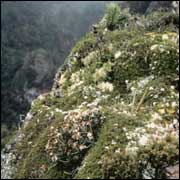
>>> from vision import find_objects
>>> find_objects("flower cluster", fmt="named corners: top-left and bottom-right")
top-left (82, 85), bottom-right (101, 98)
top-left (45, 126), bottom-right (61, 162)
top-left (93, 67), bottom-right (107, 82)
top-left (45, 106), bottom-right (103, 163)
top-left (125, 113), bottom-right (179, 155)
top-left (127, 76), bottom-right (154, 95)
top-left (151, 85), bottom-right (179, 122)
top-left (70, 71), bottom-right (81, 84)
top-left (97, 82), bottom-right (114, 93)
top-left (93, 62), bottom-right (113, 82)
top-left (59, 72), bottom-right (67, 86)
top-left (147, 32), bottom-right (179, 43)
top-left (114, 51), bottom-right (122, 59)
top-left (81, 51), bottom-right (98, 66)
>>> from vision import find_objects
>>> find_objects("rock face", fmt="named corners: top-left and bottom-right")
top-left (165, 163), bottom-right (179, 179)
top-left (1, 2), bottom-right (179, 179)
top-left (119, 1), bottom-right (176, 14)
top-left (1, 146), bottom-right (16, 179)
top-left (146, 1), bottom-right (173, 13)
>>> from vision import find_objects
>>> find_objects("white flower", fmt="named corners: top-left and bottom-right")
top-left (171, 102), bottom-right (177, 107)
top-left (69, 81), bottom-right (84, 93)
top-left (130, 87), bottom-right (136, 92)
top-left (150, 44), bottom-right (159, 51)
top-left (138, 78), bottom-right (149, 88)
top-left (165, 102), bottom-right (170, 107)
top-left (79, 145), bottom-right (87, 150)
top-left (126, 146), bottom-right (138, 154)
top-left (115, 148), bottom-right (121, 154)
top-left (151, 112), bottom-right (162, 121)
top-left (52, 155), bottom-right (58, 162)
top-left (84, 96), bottom-right (88, 100)
top-left (94, 67), bottom-right (107, 81)
top-left (149, 87), bottom-right (154, 90)
top-left (38, 94), bottom-right (46, 101)
top-left (173, 119), bottom-right (179, 126)
top-left (111, 140), bottom-right (117, 145)
top-left (153, 61), bottom-right (158, 64)
top-left (170, 86), bottom-right (175, 90)
top-left (162, 34), bottom-right (169, 40)
top-left (87, 132), bottom-right (93, 140)
top-left (150, 75), bottom-right (155, 79)
top-left (97, 82), bottom-right (114, 92)
top-left (115, 51), bottom-right (122, 59)
top-left (138, 135), bottom-right (149, 146)
top-left (70, 71), bottom-right (80, 83)
top-left (59, 73), bottom-right (67, 85)
top-left (152, 66), bottom-right (155, 70)
top-left (55, 108), bottom-right (63, 113)
top-left (162, 98), bottom-right (166, 102)
top-left (125, 80), bottom-right (129, 84)
top-left (25, 112), bottom-right (33, 121)
top-left (146, 123), bottom-right (157, 129)
top-left (28, 141), bottom-right (32, 145)
top-left (82, 51), bottom-right (97, 66)
top-left (105, 146), bottom-right (109, 150)
top-left (160, 88), bottom-right (165, 92)
top-left (154, 95), bottom-right (158, 99)
top-left (98, 160), bottom-right (102, 164)
top-left (108, 43), bottom-right (113, 51)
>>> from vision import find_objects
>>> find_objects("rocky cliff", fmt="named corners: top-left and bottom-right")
top-left (1, 2), bottom-right (179, 179)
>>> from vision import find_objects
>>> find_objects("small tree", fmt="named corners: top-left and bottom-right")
top-left (106, 3), bottom-right (121, 30)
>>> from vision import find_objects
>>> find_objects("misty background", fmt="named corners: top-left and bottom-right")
top-left (1, 1), bottom-right (173, 147)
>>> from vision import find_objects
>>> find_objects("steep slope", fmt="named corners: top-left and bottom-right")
top-left (1, 1), bottom-right (106, 148)
top-left (1, 3), bottom-right (179, 179)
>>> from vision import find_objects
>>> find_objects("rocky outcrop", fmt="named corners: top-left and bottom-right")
top-left (165, 163), bottom-right (179, 179)
top-left (146, 1), bottom-right (173, 13)
top-left (119, 1), bottom-right (176, 14)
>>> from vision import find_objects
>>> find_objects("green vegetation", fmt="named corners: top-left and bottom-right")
top-left (2, 2), bottom-right (179, 179)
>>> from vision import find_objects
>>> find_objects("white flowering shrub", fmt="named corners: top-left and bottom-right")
top-left (93, 62), bottom-right (113, 82)
top-left (45, 106), bottom-right (103, 165)
top-left (97, 82), bottom-right (114, 93)
top-left (81, 51), bottom-right (98, 66)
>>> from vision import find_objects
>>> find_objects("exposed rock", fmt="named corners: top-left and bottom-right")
top-left (165, 163), bottom-right (179, 179)
top-left (146, 1), bottom-right (173, 14)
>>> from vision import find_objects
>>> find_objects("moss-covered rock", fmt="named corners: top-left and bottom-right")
top-left (3, 3), bottom-right (179, 179)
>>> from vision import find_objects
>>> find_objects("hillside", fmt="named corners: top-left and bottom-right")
top-left (1, 1), bottom-right (106, 148)
top-left (1, 2), bottom-right (179, 179)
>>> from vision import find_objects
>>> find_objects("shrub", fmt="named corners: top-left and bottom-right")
top-left (106, 3), bottom-right (121, 30)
